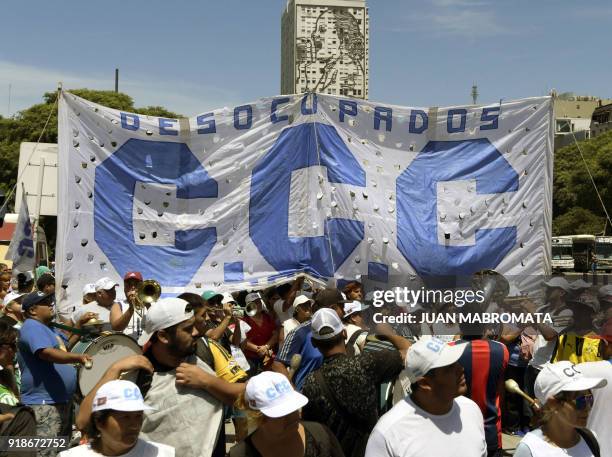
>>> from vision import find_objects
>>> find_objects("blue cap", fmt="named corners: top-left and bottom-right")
top-left (21, 291), bottom-right (54, 311)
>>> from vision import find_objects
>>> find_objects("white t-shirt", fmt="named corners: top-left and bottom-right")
top-left (577, 360), bottom-right (612, 457)
top-left (283, 317), bottom-right (300, 336)
top-left (365, 395), bottom-right (487, 457)
top-left (140, 354), bottom-right (223, 457)
top-left (119, 299), bottom-right (145, 339)
top-left (515, 428), bottom-right (595, 457)
top-left (345, 323), bottom-right (368, 355)
top-left (71, 302), bottom-right (113, 332)
top-left (273, 298), bottom-right (294, 324)
top-left (58, 439), bottom-right (174, 456)
top-left (529, 305), bottom-right (573, 370)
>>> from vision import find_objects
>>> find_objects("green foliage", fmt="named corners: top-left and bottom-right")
top-left (553, 130), bottom-right (612, 235)
top-left (0, 88), bottom-right (182, 200)
top-left (552, 207), bottom-right (605, 236)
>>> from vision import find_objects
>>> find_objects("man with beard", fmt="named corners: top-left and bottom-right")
top-left (79, 298), bottom-right (244, 457)
top-left (365, 338), bottom-right (487, 457)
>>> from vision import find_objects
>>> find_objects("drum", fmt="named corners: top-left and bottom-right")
top-left (71, 333), bottom-right (141, 396)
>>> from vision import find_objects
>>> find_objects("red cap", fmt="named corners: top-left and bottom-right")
top-left (123, 271), bottom-right (143, 281)
top-left (594, 318), bottom-right (612, 343)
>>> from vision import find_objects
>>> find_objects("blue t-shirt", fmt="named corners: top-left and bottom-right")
top-left (277, 321), bottom-right (322, 391)
top-left (17, 319), bottom-right (77, 404)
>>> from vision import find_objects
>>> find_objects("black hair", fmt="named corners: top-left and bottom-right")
top-left (0, 322), bottom-right (19, 398)
top-left (177, 292), bottom-right (205, 310)
top-left (311, 331), bottom-right (344, 352)
top-left (36, 273), bottom-right (55, 291)
top-left (276, 283), bottom-right (292, 298)
top-left (85, 410), bottom-right (111, 447)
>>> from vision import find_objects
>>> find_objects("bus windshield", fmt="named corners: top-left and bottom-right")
top-left (552, 246), bottom-right (573, 259)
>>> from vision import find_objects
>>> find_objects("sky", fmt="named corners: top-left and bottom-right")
top-left (1, 0), bottom-right (611, 117)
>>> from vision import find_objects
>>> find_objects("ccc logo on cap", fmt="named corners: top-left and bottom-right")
top-left (265, 380), bottom-right (292, 401)
top-left (562, 364), bottom-right (582, 378)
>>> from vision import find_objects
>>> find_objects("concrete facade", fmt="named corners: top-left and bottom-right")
top-left (281, 0), bottom-right (369, 99)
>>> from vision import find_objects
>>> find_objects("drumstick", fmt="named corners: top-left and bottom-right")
top-left (287, 354), bottom-right (302, 382)
top-left (505, 379), bottom-right (537, 406)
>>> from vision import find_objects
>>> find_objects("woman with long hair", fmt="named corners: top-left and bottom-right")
top-left (0, 321), bottom-right (19, 406)
top-left (230, 371), bottom-right (344, 457)
top-left (515, 361), bottom-right (606, 457)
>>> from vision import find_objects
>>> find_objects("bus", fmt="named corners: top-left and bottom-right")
top-left (571, 234), bottom-right (596, 272)
top-left (552, 236), bottom-right (574, 272)
top-left (595, 236), bottom-right (612, 272)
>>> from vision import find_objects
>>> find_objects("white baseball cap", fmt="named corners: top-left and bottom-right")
top-left (92, 380), bottom-right (154, 413)
top-left (221, 292), bottom-right (236, 304)
top-left (82, 283), bottom-right (96, 296)
top-left (293, 295), bottom-right (313, 308)
top-left (534, 361), bottom-right (607, 404)
top-left (569, 279), bottom-right (591, 291)
top-left (138, 298), bottom-right (194, 346)
top-left (311, 308), bottom-right (344, 340)
top-left (245, 292), bottom-right (262, 304)
top-left (598, 285), bottom-right (612, 299)
top-left (343, 300), bottom-right (369, 318)
top-left (543, 277), bottom-right (571, 292)
top-left (2, 292), bottom-right (24, 307)
top-left (95, 277), bottom-right (119, 292)
top-left (245, 371), bottom-right (308, 418)
top-left (404, 338), bottom-right (467, 383)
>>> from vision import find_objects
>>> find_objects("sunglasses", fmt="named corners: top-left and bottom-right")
top-left (559, 393), bottom-right (594, 410)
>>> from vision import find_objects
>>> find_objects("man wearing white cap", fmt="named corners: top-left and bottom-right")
top-left (78, 297), bottom-right (243, 457)
top-left (70, 277), bottom-right (119, 332)
top-left (0, 291), bottom-right (25, 328)
top-left (343, 300), bottom-right (370, 356)
top-left (278, 295), bottom-right (313, 347)
top-left (366, 338), bottom-right (487, 457)
top-left (60, 380), bottom-right (173, 456)
top-left (77, 298), bottom-right (244, 456)
top-left (302, 308), bottom-right (410, 457)
top-left (515, 361), bottom-right (607, 457)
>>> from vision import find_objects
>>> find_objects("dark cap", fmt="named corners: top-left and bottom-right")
top-left (21, 291), bottom-right (54, 311)
top-left (314, 288), bottom-right (348, 309)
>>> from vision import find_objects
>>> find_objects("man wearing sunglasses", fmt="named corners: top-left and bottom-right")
top-left (17, 291), bottom-right (91, 456)
top-left (515, 361), bottom-right (607, 457)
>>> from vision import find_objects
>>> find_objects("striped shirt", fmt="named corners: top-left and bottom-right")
top-left (453, 339), bottom-right (508, 454)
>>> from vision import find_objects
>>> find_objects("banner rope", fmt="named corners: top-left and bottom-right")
top-left (570, 131), bottom-right (612, 234)
top-left (0, 87), bottom-right (60, 216)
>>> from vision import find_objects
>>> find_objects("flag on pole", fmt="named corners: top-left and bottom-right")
top-left (5, 191), bottom-right (36, 273)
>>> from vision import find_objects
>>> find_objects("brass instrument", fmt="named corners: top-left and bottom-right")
top-left (231, 302), bottom-right (258, 318)
top-left (135, 279), bottom-right (162, 316)
top-left (471, 269), bottom-right (510, 312)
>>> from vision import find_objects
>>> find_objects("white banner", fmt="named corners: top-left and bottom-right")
top-left (5, 191), bottom-right (36, 273)
top-left (56, 92), bottom-right (553, 313)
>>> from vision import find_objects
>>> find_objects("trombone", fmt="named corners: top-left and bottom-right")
top-left (231, 302), bottom-right (258, 318)
top-left (134, 279), bottom-right (161, 317)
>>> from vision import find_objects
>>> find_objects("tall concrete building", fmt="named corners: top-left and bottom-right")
top-left (281, 0), bottom-right (369, 99)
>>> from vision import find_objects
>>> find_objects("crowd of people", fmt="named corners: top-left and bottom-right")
top-left (0, 261), bottom-right (611, 457)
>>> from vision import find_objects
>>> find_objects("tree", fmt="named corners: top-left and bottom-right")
top-left (0, 89), bottom-right (182, 256)
top-left (553, 130), bottom-right (612, 235)
top-left (0, 88), bottom-right (182, 198)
